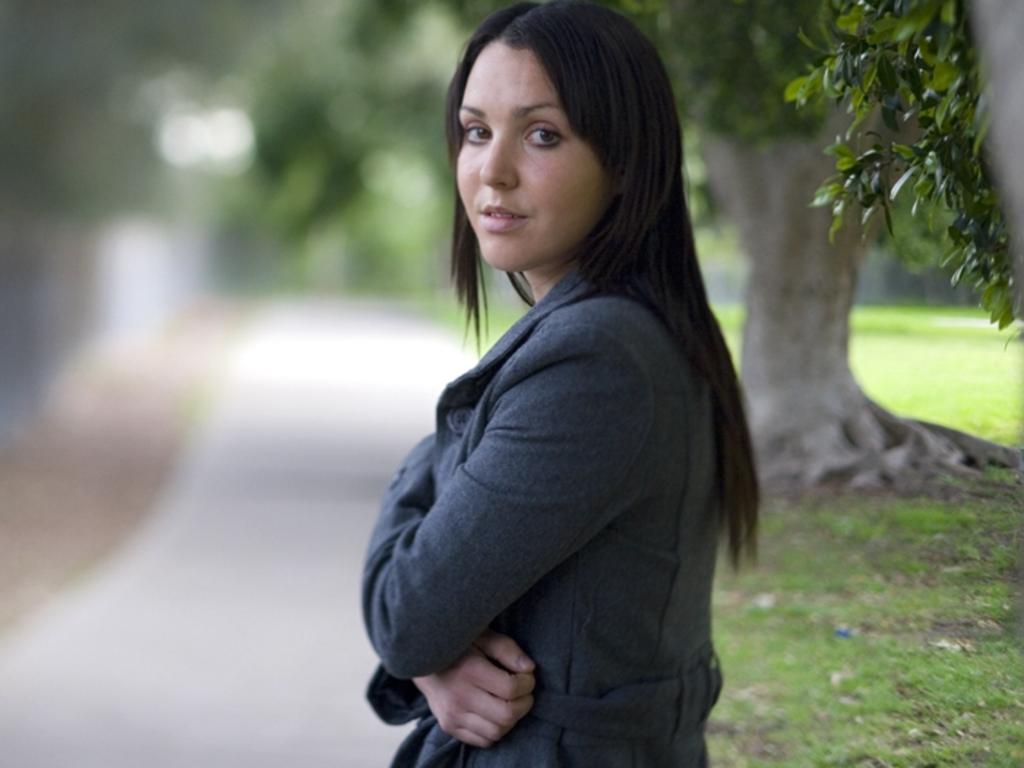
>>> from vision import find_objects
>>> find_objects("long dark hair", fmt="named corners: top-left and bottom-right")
top-left (445, 0), bottom-right (758, 566)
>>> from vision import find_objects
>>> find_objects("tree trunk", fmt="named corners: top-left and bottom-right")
top-left (970, 0), bottom-right (1024, 643)
top-left (970, 0), bottom-right (1024, 317)
top-left (703, 115), bottom-right (1020, 492)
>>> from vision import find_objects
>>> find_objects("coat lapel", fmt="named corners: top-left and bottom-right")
top-left (437, 269), bottom-right (596, 408)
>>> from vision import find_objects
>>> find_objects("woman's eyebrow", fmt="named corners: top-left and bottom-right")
top-left (460, 102), bottom-right (561, 118)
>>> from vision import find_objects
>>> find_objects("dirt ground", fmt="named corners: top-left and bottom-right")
top-left (0, 302), bottom-right (249, 636)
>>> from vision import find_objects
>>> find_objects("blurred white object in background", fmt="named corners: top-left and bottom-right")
top-left (95, 217), bottom-right (211, 350)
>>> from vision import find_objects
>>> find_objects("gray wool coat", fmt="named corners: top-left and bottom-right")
top-left (362, 268), bottom-right (723, 767)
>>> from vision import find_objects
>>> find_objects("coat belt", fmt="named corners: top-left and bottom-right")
top-left (529, 645), bottom-right (722, 741)
top-left (387, 647), bottom-right (722, 766)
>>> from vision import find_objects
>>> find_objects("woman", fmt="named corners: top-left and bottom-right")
top-left (361, 2), bottom-right (758, 766)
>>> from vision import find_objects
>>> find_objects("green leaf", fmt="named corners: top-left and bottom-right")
top-left (877, 55), bottom-right (899, 92)
top-left (996, 302), bottom-right (1014, 330)
top-left (892, 143), bottom-right (917, 160)
top-left (863, 59), bottom-right (879, 91)
top-left (812, 180), bottom-right (844, 207)
top-left (846, 106), bottom-right (874, 137)
top-left (836, 7), bottom-right (863, 34)
top-left (890, 166), bottom-right (916, 200)
top-left (895, 2), bottom-right (941, 42)
top-left (784, 75), bottom-right (809, 103)
top-left (935, 91), bottom-right (954, 131)
top-left (836, 154), bottom-right (859, 171)
top-left (904, 64), bottom-right (925, 99)
top-left (828, 211), bottom-right (844, 243)
top-left (931, 60), bottom-right (957, 91)
top-left (941, 0), bottom-right (957, 26)
top-left (919, 40), bottom-right (937, 67)
top-left (882, 105), bottom-right (900, 132)
top-left (852, 86), bottom-right (867, 113)
top-left (826, 142), bottom-right (856, 160)
top-left (866, 16), bottom-right (901, 45)
top-left (797, 27), bottom-right (822, 52)
top-left (914, 175), bottom-right (936, 198)
top-left (938, 29), bottom-right (957, 60)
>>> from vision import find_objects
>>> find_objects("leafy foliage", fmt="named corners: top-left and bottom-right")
top-left (786, 0), bottom-right (1017, 328)
top-left (658, 0), bottom-right (828, 141)
top-left (246, 2), bottom-right (455, 239)
top-left (235, 0), bottom-right (467, 290)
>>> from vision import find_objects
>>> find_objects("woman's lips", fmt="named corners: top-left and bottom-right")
top-left (480, 208), bottom-right (527, 234)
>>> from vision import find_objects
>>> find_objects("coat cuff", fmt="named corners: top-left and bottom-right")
top-left (366, 664), bottom-right (429, 725)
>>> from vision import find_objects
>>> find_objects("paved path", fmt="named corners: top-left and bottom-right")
top-left (0, 301), bottom-right (477, 768)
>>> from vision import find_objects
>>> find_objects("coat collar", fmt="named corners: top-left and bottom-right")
top-left (439, 268), bottom-right (597, 405)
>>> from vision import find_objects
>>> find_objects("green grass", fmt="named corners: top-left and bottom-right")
top-left (707, 486), bottom-right (1024, 767)
top-left (847, 308), bottom-right (1022, 448)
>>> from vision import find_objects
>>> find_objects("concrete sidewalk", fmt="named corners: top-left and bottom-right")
top-left (0, 301), bottom-right (476, 768)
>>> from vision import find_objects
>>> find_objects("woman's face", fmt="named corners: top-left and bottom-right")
top-left (457, 42), bottom-right (616, 301)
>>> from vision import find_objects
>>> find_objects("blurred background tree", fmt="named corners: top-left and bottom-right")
top-left (0, 0), bottom-right (281, 440)
top-left (233, 0), bottom-right (464, 294)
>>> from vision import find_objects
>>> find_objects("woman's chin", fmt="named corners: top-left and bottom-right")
top-left (479, 252), bottom-right (528, 275)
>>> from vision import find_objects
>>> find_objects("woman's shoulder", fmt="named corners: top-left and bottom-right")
top-left (491, 290), bottom-right (688, 399)
top-left (557, 291), bottom-right (666, 338)
top-left (533, 291), bottom-right (678, 366)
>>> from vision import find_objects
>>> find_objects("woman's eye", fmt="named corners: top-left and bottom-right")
top-left (464, 126), bottom-right (489, 143)
top-left (530, 128), bottom-right (560, 147)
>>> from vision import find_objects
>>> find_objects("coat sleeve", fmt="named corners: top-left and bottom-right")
top-left (362, 322), bottom-right (655, 679)
top-left (362, 434), bottom-right (435, 723)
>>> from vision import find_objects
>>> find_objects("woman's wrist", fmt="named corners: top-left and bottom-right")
top-left (411, 674), bottom-right (434, 695)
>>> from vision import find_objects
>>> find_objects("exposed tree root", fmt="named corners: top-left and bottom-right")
top-left (758, 395), bottom-right (1022, 495)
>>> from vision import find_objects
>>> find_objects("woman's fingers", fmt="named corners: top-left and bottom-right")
top-left (463, 684), bottom-right (535, 729)
top-left (473, 629), bottom-right (535, 673)
top-left (506, 691), bottom-right (535, 722)
top-left (451, 726), bottom-right (493, 749)
top-left (462, 650), bottom-right (535, 701)
top-left (434, 695), bottom-right (502, 746)
top-left (458, 711), bottom-right (505, 743)
top-left (448, 702), bottom-right (534, 747)
top-left (421, 635), bottom-right (539, 749)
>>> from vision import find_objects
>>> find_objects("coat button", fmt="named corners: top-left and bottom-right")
top-left (446, 407), bottom-right (472, 435)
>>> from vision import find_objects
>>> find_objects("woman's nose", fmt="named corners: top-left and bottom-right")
top-left (480, 138), bottom-right (518, 189)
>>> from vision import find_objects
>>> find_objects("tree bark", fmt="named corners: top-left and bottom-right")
top-left (970, 0), bottom-right (1024, 317)
top-left (969, 3), bottom-right (1024, 643)
top-left (703, 114), bottom-right (1020, 492)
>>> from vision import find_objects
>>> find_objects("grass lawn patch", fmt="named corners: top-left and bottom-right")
top-left (707, 481), bottom-right (1023, 767)
top-left (847, 307), bottom-right (1022, 448)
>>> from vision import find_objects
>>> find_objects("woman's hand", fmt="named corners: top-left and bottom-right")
top-left (413, 629), bottom-right (536, 748)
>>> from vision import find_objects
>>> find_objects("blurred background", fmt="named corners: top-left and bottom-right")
top-left (0, 0), bottom-right (988, 442)
top-left (0, 0), bottom-right (1021, 766)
